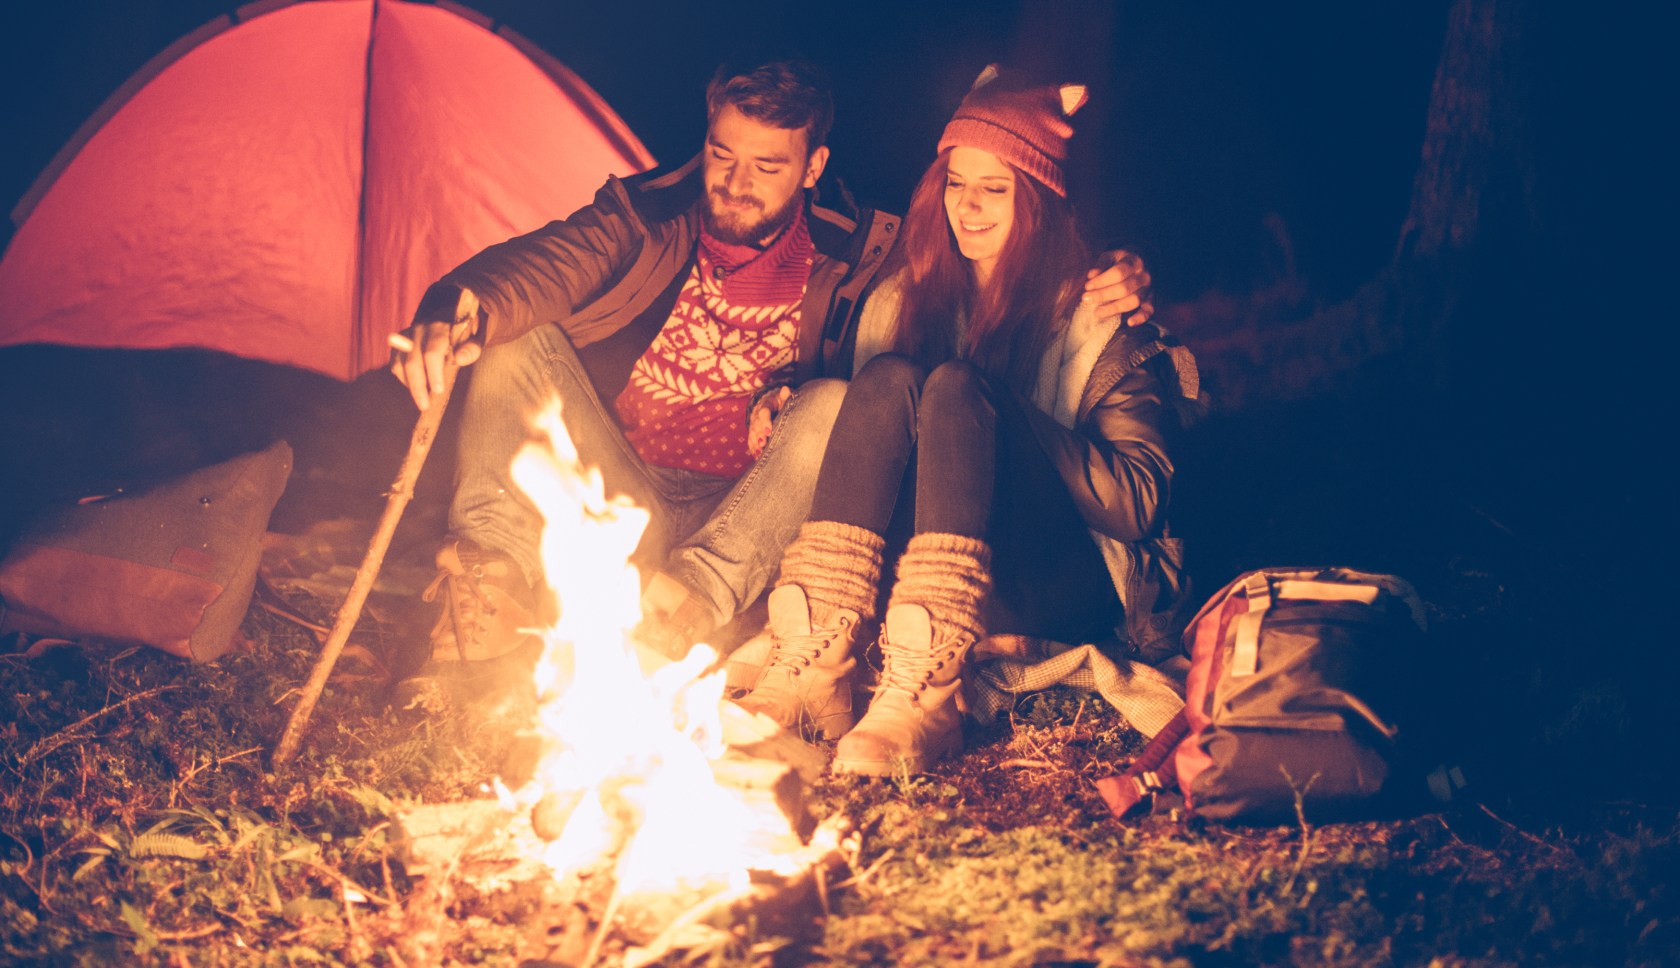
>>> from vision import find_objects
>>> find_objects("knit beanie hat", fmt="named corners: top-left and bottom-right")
top-left (937, 64), bottom-right (1088, 197)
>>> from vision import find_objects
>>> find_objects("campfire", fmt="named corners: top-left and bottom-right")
top-left (396, 401), bottom-right (843, 967)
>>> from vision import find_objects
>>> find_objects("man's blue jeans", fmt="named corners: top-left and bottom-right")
top-left (449, 323), bottom-right (845, 627)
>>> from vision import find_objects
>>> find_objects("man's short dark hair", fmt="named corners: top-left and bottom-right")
top-left (705, 57), bottom-right (834, 152)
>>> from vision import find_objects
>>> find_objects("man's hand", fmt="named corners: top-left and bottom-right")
top-left (1082, 250), bottom-right (1154, 325)
top-left (746, 386), bottom-right (792, 459)
top-left (390, 289), bottom-right (483, 411)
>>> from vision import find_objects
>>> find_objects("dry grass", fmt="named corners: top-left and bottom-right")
top-left (3, 450), bottom-right (1675, 966)
top-left (2, 599), bottom-right (1675, 968)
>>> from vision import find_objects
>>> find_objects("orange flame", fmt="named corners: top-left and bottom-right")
top-left (505, 400), bottom-right (786, 897)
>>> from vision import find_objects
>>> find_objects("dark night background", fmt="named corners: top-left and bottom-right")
top-left (2, 0), bottom-right (1473, 302)
top-left (0, 0), bottom-right (1669, 303)
top-left (1, 0), bottom-right (1674, 798)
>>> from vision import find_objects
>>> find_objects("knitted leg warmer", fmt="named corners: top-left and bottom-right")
top-left (735, 521), bottom-right (885, 739)
top-left (776, 521), bottom-right (886, 622)
top-left (832, 532), bottom-right (992, 776)
top-left (884, 532), bottom-right (992, 652)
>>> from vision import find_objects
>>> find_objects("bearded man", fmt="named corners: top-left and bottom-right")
top-left (391, 57), bottom-right (1151, 683)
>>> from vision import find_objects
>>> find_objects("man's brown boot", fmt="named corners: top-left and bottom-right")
top-left (832, 533), bottom-right (990, 776)
top-left (632, 571), bottom-right (722, 663)
top-left (421, 538), bottom-right (540, 663)
top-left (734, 521), bottom-right (883, 740)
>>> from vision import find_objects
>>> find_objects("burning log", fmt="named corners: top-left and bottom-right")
top-left (707, 753), bottom-right (817, 846)
top-left (719, 697), bottom-right (830, 787)
top-left (388, 401), bottom-right (856, 965)
top-left (393, 755), bottom-right (842, 966)
top-left (395, 752), bottom-right (816, 884)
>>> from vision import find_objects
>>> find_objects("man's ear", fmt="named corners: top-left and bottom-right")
top-left (802, 145), bottom-right (830, 189)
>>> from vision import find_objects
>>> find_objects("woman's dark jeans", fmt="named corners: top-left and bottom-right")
top-left (809, 353), bottom-right (1119, 643)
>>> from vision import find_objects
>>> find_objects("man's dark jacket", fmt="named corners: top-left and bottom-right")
top-left (413, 155), bottom-right (900, 401)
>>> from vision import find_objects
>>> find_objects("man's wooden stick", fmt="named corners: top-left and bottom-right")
top-left (273, 296), bottom-right (475, 766)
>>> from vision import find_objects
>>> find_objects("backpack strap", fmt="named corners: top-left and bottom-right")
top-left (1096, 706), bottom-right (1191, 819)
top-left (1230, 574), bottom-right (1384, 678)
top-left (1229, 572), bottom-right (1272, 677)
top-left (1275, 580), bottom-right (1379, 604)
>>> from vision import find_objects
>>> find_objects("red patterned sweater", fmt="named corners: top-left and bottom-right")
top-left (614, 208), bottom-right (814, 478)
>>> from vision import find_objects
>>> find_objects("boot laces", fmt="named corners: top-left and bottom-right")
top-left (877, 641), bottom-right (959, 697)
top-left (767, 617), bottom-right (853, 675)
top-left (422, 564), bottom-right (495, 630)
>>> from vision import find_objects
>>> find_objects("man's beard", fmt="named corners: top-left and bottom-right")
top-left (703, 185), bottom-right (802, 248)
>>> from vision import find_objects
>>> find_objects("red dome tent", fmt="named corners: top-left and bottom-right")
top-left (0, 0), bottom-right (655, 381)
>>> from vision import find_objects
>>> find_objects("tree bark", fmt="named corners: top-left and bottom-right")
top-left (1171, 0), bottom-right (1539, 409)
top-left (1397, 0), bottom-right (1538, 262)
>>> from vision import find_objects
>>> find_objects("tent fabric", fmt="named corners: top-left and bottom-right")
top-left (0, 0), bottom-right (654, 381)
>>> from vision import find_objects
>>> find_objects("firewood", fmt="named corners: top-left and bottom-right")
top-left (711, 753), bottom-right (817, 844)
top-left (719, 700), bottom-right (829, 784)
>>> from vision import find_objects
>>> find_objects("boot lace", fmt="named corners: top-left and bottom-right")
top-left (422, 561), bottom-right (498, 656)
top-left (876, 640), bottom-right (962, 697)
top-left (767, 617), bottom-right (853, 677)
top-left (423, 564), bottom-right (494, 614)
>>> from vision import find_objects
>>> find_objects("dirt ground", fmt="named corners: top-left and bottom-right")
top-left (1, 346), bottom-right (1675, 966)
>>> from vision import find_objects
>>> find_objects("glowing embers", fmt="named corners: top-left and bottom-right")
top-left (504, 400), bottom-right (794, 904)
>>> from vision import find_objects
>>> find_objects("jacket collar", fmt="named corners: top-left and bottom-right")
top-left (627, 152), bottom-right (863, 264)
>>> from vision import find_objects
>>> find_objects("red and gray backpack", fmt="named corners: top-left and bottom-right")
top-left (1098, 567), bottom-right (1469, 824)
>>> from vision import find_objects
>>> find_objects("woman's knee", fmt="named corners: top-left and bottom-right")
top-left (851, 352), bottom-right (925, 398)
top-left (922, 359), bottom-right (991, 411)
top-left (833, 353), bottom-right (925, 428)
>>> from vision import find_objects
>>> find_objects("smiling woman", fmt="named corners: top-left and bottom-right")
top-left (943, 146), bottom-right (1015, 288)
top-left (733, 65), bottom-right (1202, 777)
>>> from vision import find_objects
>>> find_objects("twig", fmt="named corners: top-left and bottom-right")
top-left (18, 685), bottom-right (181, 766)
top-left (815, 860), bottom-right (831, 919)
top-left (273, 291), bottom-right (474, 766)
top-left (1435, 814), bottom-right (1470, 848)
top-left (583, 851), bottom-right (635, 968)
top-left (1236, 851), bottom-right (1266, 911)
top-left (622, 883), bottom-right (757, 968)
top-left (1477, 802), bottom-right (1576, 862)
top-left (343, 876), bottom-right (364, 959)
top-left (306, 861), bottom-right (395, 908)
top-left (169, 746), bottom-right (259, 805)
top-left (996, 758), bottom-right (1056, 770)
top-left (1278, 765), bottom-right (1319, 897)
top-left (347, 821), bottom-right (392, 864)
top-left (0, 829), bottom-right (41, 904)
top-left (155, 924), bottom-right (223, 941)
top-left (257, 600), bottom-right (331, 638)
top-left (1463, 502), bottom-right (1518, 538)
top-left (1009, 722), bottom-right (1057, 765)
top-left (218, 747), bottom-right (263, 768)
top-left (833, 848), bottom-right (895, 890)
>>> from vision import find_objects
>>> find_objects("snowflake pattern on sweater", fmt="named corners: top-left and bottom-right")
top-left (615, 208), bottom-right (814, 478)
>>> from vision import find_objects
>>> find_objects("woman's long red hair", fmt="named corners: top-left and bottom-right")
top-left (888, 148), bottom-right (1089, 394)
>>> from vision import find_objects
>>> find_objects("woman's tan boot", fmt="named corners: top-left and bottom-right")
top-left (832, 533), bottom-right (991, 775)
top-left (734, 521), bottom-right (884, 740)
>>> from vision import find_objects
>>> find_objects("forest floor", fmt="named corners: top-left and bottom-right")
top-left (2, 354), bottom-right (1676, 967)
top-left (1, 619), bottom-right (1673, 967)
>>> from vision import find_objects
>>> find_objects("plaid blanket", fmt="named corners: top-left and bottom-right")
top-left (724, 632), bottom-right (1186, 739)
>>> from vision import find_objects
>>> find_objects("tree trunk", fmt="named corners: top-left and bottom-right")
top-left (1170, 0), bottom-right (1538, 409)
top-left (1397, 0), bottom-right (1538, 262)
